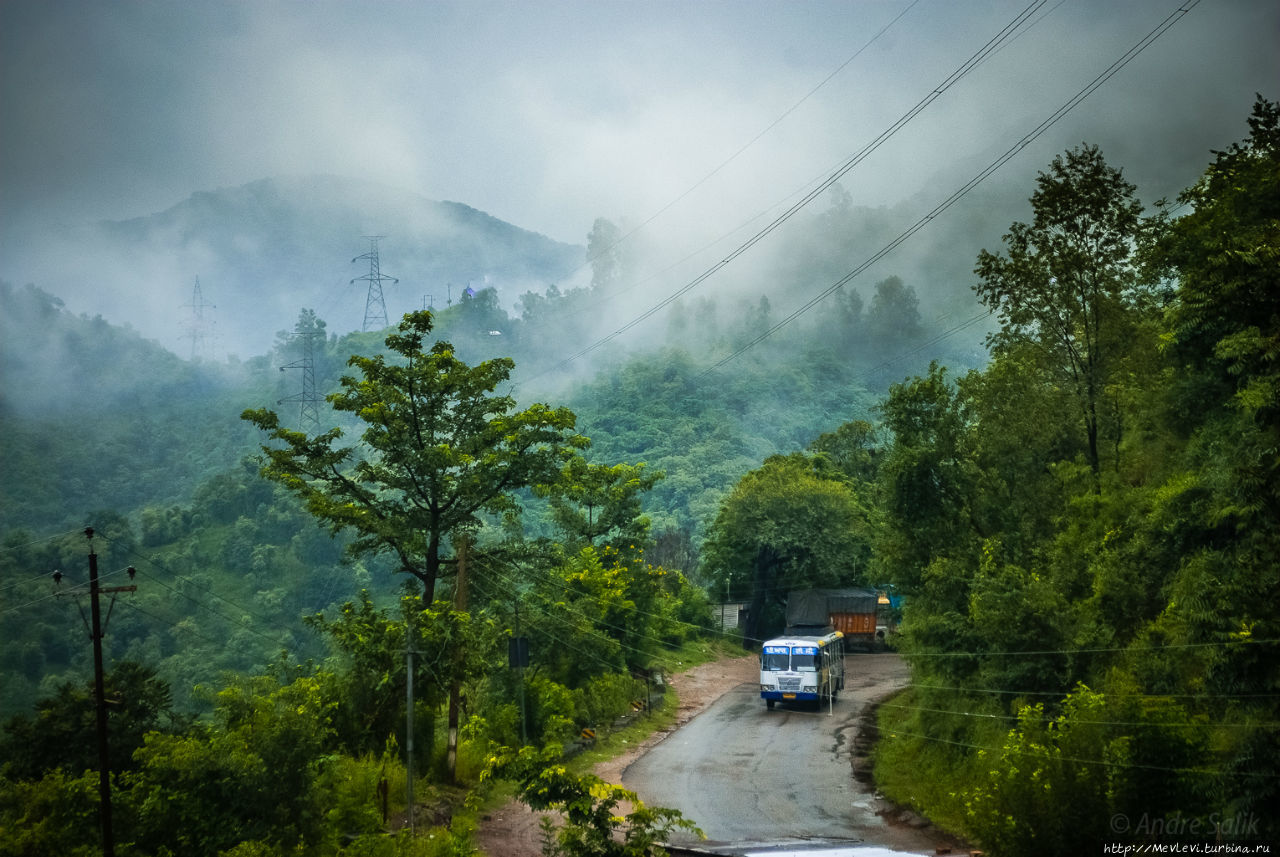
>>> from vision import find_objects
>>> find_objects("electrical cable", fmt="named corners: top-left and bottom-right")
top-left (873, 695), bottom-right (1280, 730)
top-left (116, 598), bottom-right (239, 650)
top-left (0, 563), bottom-right (137, 616)
top-left (545, 0), bottom-right (925, 301)
top-left (97, 534), bottom-right (279, 630)
top-left (467, 562), bottom-right (655, 670)
top-left (905, 682), bottom-right (1280, 700)
top-left (879, 725), bottom-right (1279, 779)
top-left (472, 553), bottom-right (727, 650)
top-left (124, 565), bottom-right (288, 647)
top-left (700, 0), bottom-right (1203, 374)
top-left (526, 0), bottom-right (1050, 381)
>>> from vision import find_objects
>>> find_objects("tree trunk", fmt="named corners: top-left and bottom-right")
top-left (743, 545), bottom-right (774, 649)
top-left (446, 536), bottom-right (467, 783)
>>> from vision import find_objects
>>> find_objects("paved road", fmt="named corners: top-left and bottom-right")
top-left (622, 653), bottom-right (951, 855)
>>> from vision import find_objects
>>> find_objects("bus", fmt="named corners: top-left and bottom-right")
top-left (759, 631), bottom-right (844, 710)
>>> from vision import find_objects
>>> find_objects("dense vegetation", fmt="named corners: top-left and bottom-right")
top-left (2, 96), bottom-right (1273, 857)
top-left (705, 98), bottom-right (1280, 853)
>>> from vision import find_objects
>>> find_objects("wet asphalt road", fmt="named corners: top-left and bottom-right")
top-left (621, 653), bottom-right (946, 855)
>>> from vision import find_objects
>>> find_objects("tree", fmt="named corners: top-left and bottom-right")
top-left (535, 456), bottom-right (663, 548)
top-left (974, 144), bottom-right (1148, 486)
top-left (587, 217), bottom-right (625, 294)
top-left (486, 745), bottom-right (700, 857)
top-left (242, 311), bottom-right (587, 602)
top-left (123, 672), bottom-right (334, 854)
top-left (0, 661), bottom-right (184, 782)
top-left (808, 419), bottom-right (881, 485)
top-left (866, 275), bottom-right (922, 347)
top-left (873, 362), bottom-right (983, 590)
top-left (701, 453), bottom-right (872, 643)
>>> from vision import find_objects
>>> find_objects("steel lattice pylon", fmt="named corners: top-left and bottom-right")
top-left (351, 236), bottom-right (399, 331)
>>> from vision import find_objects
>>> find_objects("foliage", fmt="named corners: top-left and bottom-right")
top-left (975, 144), bottom-right (1150, 485)
top-left (305, 592), bottom-right (497, 773)
top-left (0, 767), bottom-right (102, 857)
top-left (243, 310), bottom-right (588, 602)
top-left (122, 671), bottom-right (336, 854)
top-left (702, 452), bottom-right (873, 642)
top-left (0, 660), bottom-right (186, 782)
top-left (535, 456), bottom-right (664, 549)
top-left (485, 744), bottom-right (701, 857)
top-left (868, 102), bottom-right (1280, 851)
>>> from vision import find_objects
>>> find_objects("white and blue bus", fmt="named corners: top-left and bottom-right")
top-left (759, 631), bottom-right (844, 710)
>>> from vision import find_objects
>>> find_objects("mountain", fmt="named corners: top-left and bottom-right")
top-left (2, 176), bottom-right (583, 359)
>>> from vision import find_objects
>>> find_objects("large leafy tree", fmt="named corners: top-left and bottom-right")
top-left (974, 144), bottom-right (1148, 486)
top-left (242, 310), bottom-right (588, 602)
top-left (1147, 95), bottom-right (1280, 821)
top-left (701, 452), bottom-right (872, 643)
top-left (1159, 96), bottom-right (1280, 440)
top-left (535, 456), bottom-right (663, 549)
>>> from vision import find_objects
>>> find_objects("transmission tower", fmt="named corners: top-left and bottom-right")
top-left (181, 277), bottom-right (216, 360)
top-left (278, 323), bottom-right (325, 433)
top-left (351, 236), bottom-right (398, 331)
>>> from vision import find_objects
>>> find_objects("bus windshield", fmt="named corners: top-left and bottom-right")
top-left (761, 646), bottom-right (790, 671)
top-left (793, 645), bottom-right (819, 671)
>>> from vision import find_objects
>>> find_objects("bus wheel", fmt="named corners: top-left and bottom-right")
top-left (766, 699), bottom-right (775, 710)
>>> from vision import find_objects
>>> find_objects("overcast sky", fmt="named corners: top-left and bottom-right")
top-left (0, 0), bottom-right (1275, 306)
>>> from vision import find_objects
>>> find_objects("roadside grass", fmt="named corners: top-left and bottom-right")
top-left (566, 635), bottom-right (741, 773)
top-left (469, 634), bottom-right (742, 814)
top-left (873, 686), bottom-right (1003, 843)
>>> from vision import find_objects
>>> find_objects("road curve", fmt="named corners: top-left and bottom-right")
top-left (621, 653), bottom-right (955, 855)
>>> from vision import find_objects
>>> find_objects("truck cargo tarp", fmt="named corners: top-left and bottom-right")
top-left (786, 587), bottom-right (879, 627)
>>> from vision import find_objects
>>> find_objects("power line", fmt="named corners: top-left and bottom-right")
top-left (700, 0), bottom-right (1203, 374)
top-left (472, 554), bottom-right (726, 654)
top-left (95, 535), bottom-right (289, 647)
top-left (874, 696), bottom-right (1280, 731)
top-left (880, 726), bottom-right (1279, 779)
top-left (1, 563), bottom-right (136, 616)
top-left (555, 0), bottom-right (925, 294)
top-left (897, 636), bottom-right (1278, 660)
top-left (530, 0), bottom-right (1049, 380)
top-left (0, 526), bottom-right (90, 556)
top-left (906, 682), bottom-right (1280, 701)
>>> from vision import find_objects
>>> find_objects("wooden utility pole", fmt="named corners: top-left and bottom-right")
top-left (87, 530), bottom-right (115, 857)
top-left (446, 535), bottom-right (468, 782)
top-left (60, 527), bottom-right (136, 857)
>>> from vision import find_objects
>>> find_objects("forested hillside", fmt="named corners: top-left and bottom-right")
top-left (698, 98), bottom-right (1280, 852)
top-left (3, 176), bottom-right (583, 359)
top-left (6, 92), bottom-right (1270, 857)
top-left (0, 176), bottom-right (972, 731)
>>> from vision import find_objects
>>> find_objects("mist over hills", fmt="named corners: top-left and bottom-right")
top-left (3, 175), bottom-right (583, 359)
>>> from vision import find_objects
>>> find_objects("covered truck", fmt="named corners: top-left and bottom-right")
top-left (785, 587), bottom-right (880, 646)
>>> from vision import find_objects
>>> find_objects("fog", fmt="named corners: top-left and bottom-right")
top-left (1, 0), bottom-right (1276, 362)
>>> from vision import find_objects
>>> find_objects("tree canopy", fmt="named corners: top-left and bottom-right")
top-left (242, 310), bottom-right (588, 601)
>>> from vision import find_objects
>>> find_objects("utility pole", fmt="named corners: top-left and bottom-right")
top-left (351, 236), bottom-right (398, 331)
top-left (278, 320), bottom-right (325, 433)
top-left (404, 616), bottom-right (417, 833)
top-left (446, 535), bottom-right (468, 783)
top-left (55, 529), bottom-right (137, 857)
top-left (511, 600), bottom-right (529, 746)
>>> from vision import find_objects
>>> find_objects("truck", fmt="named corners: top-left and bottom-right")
top-left (785, 587), bottom-right (881, 647)
top-left (758, 630), bottom-right (844, 710)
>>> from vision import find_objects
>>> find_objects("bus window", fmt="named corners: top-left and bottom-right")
top-left (794, 646), bottom-right (818, 671)
top-left (761, 646), bottom-right (790, 671)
